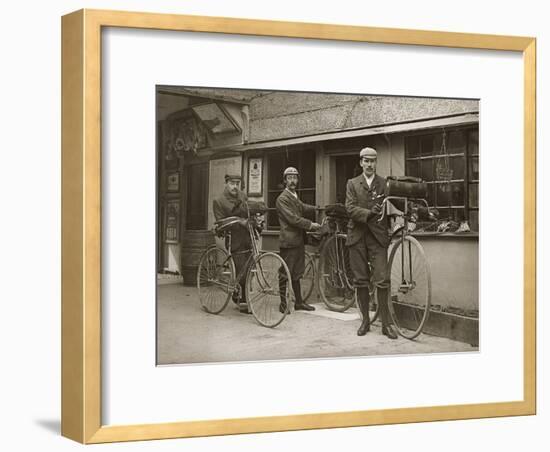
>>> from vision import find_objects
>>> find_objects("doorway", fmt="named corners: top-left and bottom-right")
top-left (333, 155), bottom-right (361, 204)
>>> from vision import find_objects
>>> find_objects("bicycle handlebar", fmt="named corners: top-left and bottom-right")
top-left (377, 196), bottom-right (430, 223)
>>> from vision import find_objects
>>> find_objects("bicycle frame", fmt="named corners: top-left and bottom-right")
top-left (379, 196), bottom-right (429, 299)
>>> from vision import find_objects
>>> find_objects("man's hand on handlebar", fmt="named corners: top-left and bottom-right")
top-left (310, 222), bottom-right (322, 231)
top-left (370, 203), bottom-right (382, 217)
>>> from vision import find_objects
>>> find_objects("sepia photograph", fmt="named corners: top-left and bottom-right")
top-left (155, 86), bottom-right (480, 365)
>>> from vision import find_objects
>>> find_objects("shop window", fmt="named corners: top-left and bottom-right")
top-left (266, 148), bottom-right (316, 229)
top-left (405, 127), bottom-right (479, 231)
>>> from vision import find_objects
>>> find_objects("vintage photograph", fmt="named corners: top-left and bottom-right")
top-left (156, 86), bottom-right (479, 365)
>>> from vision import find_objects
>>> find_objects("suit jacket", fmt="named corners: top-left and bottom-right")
top-left (212, 188), bottom-right (251, 251)
top-left (345, 174), bottom-right (390, 248)
top-left (275, 189), bottom-right (316, 248)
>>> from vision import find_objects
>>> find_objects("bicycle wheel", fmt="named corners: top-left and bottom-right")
top-left (301, 252), bottom-right (316, 303)
top-left (196, 246), bottom-right (235, 314)
top-left (387, 235), bottom-right (431, 339)
top-left (246, 252), bottom-right (291, 328)
top-left (318, 234), bottom-right (355, 312)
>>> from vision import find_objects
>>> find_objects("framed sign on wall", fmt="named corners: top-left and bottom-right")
top-left (247, 156), bottom-right (263, 196)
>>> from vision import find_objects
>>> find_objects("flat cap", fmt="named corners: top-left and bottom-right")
top-left (359, 147), bottom-right (377, 158)
top-left (224, 174), bottom-right (242, 182)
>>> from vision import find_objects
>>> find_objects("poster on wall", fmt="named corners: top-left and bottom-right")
top-left (247, 156), bottom-right (263, 196)
top-left (166, 171), bottom-right (180, 192)
top-left (164, 199), bottom-right (180, 243)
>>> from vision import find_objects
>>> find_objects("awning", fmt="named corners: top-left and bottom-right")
top-left (200, 112), bottom-right (479, 155)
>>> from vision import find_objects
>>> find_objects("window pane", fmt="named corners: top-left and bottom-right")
top-left (449, 156), bottom-right (465, 179)
top-left (300, 149), bottom-right (316, 188)
top-left (447, 130), bottom-right (467, 153)
top-left (469, 156), bottom-right (479, 181)
top-left (406, 136), bottom-right (420, 158)
top-left (299, 189), bottom-right (316, 206)
top-left (433, 133), bottom-right (443, 155)
top-left (453, 208), bottom-right (466, 222)
top-left (421, 159), bottom-right (434, 181)
top-left (451, 182), bottom-right (465, 206)
top-left (469, 129), bottom-right (479, 155)
top-left (267, 209), bottom-right (280, 228)
top-left (426, 183), bottom-right (435, 206)
top-left (420, 136), bottom-right (433, 157)
top-left (435, 183), bottom-right (453, 207)
top-left (268, 153), bottom-right (284, 189)
top-left (435, 182), bottom-right (464, 207)
top-left (406, 159), bottom-right (420, 177)
top-left (469, 183), bottom-right (479, 208)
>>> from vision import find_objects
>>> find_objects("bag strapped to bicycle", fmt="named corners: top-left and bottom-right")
top-left (324, 203), bottom-right (348, 219)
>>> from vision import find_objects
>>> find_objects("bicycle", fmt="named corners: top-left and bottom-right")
top-left (315, 204), bottom-right (379, 322)
top-left (378, 182), bottom-right (435, 339)
top-left (196, 208), bottom-right (294, 328)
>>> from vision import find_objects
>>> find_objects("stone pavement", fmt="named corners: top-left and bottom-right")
top-left (157, 280), bottom-right (477, 365)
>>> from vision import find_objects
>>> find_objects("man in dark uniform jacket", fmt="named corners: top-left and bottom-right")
top-left (345, 147), bottom-right (398, 339)
top-left (212, 174), bottom-right (251, 314)
top-left (276, 167), bottom-right (321, 312)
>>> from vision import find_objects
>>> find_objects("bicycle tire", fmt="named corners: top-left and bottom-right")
top-left (246, 251), bottom-right (291, 328)
top-left (196, 246), bottom-right (235, 314)
top-left (318, 234), bottom-right (356, 312)
top-left (387, 235), bottom-right (431, 339)
top-left (301, 252), bottom-right (316, 303)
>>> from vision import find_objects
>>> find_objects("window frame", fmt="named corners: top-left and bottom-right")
top-left (404, 126), bottom-right (479, 230)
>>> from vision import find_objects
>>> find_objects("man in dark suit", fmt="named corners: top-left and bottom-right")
top-left (345, 147), bottom-right (398, 339)
top-left (212, 174), bottom-right (251, 314)
top-left (276, 167), bottom-right (321, 312)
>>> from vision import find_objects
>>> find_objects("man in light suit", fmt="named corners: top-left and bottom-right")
top-left (276, 167), bottom-right (321, 313)
top-left (345, 147), bottom-right (398, 339)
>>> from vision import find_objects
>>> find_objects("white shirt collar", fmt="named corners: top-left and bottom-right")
top-left (285, 188), bottom-right (298, 199)
top-left (363, 173), bottom-right (375, 187)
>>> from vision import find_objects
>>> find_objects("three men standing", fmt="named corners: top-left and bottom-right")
top-left (276, 167), bottom-right (321, 312)
top-left (345, 147), bottom-right (398, 339)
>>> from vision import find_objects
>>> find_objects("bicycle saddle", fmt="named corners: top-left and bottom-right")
top-left (214, 216), bottom-right (243, 233)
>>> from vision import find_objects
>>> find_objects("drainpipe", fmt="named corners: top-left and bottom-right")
top-left (241, 105), bottom-right (250, 144)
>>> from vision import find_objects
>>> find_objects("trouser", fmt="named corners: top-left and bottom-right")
top-left (232, 249), bottom-right (251, 302)
top-left (348, 230), bottom-right (392, 326)
top-left (278, 245), bottom-right (305, 307)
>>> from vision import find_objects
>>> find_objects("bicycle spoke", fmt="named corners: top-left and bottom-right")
top-left (388, 236), bottom-right (431, 339)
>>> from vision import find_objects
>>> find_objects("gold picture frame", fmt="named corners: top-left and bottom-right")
top-left (61, 9), bottom-right (536, 444)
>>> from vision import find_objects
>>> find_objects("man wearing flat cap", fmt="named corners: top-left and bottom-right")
top-left (345, 147), bottom-right (398, 339)
top-left (276, 167), bottom-right (321, 313)
top-left (213, 174), bottom-right (251, 313)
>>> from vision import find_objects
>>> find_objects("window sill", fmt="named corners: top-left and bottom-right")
top-left (411, 231), bottom-right (479, 239)
top-left (262, 230), bottom-right (479, 239)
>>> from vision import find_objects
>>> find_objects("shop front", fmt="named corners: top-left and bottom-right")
top-left (156, 88), bottom-right (479, 343)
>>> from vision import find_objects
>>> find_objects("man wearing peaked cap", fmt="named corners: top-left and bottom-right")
top-left (212, 173), bottom-right (252, 314)
top-left (345, 146), bottom-right (398, 339)
top-left (276, 167), bottom-right (321, 313)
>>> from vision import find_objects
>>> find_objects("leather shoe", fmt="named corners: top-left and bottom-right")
top-left (279, 302), bottom-right (288, 314)
top-left (357, 319), bottom-right (370, 336)
top-left (295, 303), bottom-right (315, 311)
top-left (238, 303), bottom-right (252, 314)
top-left (382, 325), bottom-right (398, 339)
